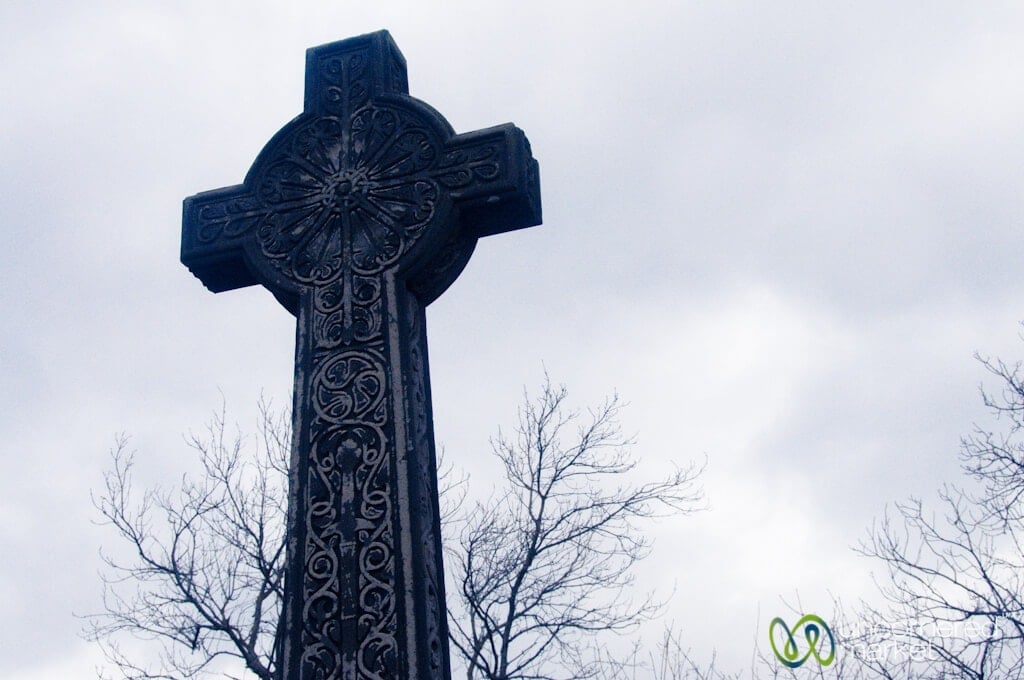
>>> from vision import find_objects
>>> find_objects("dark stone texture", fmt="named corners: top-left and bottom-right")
top-left (181, 30), bottom-right (541, 680)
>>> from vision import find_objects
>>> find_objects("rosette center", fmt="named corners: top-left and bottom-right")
top-left (323, 170), bottom-right (369, 210)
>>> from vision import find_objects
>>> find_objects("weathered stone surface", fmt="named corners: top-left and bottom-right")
top-left (181, 30), bottom-right (540, 680)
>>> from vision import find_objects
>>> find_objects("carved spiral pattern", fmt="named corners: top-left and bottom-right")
top-left (303, 347), bottom-right (396, 679)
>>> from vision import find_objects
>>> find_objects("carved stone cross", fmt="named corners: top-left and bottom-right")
top-left (181, 31), bottom-right (540, 680)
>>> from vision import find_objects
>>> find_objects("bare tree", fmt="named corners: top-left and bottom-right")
top-left (85, 400), bottom-right (289, 680)
top-left (446, 376), bottom-right (706, 680)
top-left (88, 379), bottom-right (705, 680)
top-left (846, 352), bottom-right (1024, 679)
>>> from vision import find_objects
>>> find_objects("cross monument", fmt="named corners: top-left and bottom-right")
top-left (181, 31), bottom-right (541, 680)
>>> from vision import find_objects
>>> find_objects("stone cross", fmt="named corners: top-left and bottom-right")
top-left (181, 31), bottom-right (540, 680)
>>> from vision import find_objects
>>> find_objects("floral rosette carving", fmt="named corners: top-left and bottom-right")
top-left (249, 105), bottom-right (442, 288)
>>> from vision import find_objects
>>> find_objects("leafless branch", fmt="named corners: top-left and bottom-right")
top-left (845, 348), bottom-right (1024, 679)
top-left (84, 398), bottom-right (289, 680)
top-left (448, 375), bottom-right (706, 680)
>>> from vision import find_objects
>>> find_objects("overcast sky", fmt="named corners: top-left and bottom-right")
top-left (3, 2), bottom-right (1024, 678)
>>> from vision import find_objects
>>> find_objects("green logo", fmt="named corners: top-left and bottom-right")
top-left (769, 614), bottom-right (836, 668)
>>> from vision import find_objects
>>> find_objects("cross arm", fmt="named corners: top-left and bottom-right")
top-left (181, 185), bottom-right (263, 293)
top-left (440, 124), bottom-right (541, 238)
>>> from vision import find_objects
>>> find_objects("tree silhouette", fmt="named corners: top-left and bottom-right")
top-left (86, 400), bottom-right (288, 679)
top-left (448, 377), bottom-right (706, 680)
top-left (847, 352), bottom-right (1024, 679)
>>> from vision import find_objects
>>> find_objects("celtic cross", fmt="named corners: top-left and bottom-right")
top-left (181, 31), bottom-right (540, 680)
